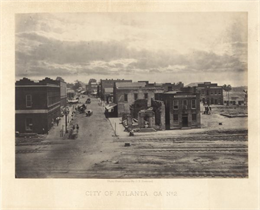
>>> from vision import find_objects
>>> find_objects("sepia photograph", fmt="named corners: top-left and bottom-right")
top-left (1, 1), bottom-right (260, 209)
top-left (14, 12), bottom-right (249, 179)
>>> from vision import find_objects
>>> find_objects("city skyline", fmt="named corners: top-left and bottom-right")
top-left (16, 13), bottom-right (248, 86)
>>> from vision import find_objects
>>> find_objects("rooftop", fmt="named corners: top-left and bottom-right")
top-left (16, 77), bottom-right (59, 86)
top-left (186, 82), bottom-right (219, 87)
top-left (115, 82), bottom-right (147, 88)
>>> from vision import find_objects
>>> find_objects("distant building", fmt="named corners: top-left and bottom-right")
top-left (103, 87), bottom-right (113, 103)
top-left (187, 82), bottom-right (223, 105)
top-left (223, 88), bottom-right (247, 105)
top-left (15, 77), bottom-right (61, 134)
top-left (100, 79), bottom-right (132, 101)
top-left (89, 82), bottom-right (98, 95)
top-left (155, 87), bottom-right (201, 130)
top-left (162, 82), bottom-right (184, 92)
top-left (67, 88), bottom-right (75, 99)
top-left (56, 77), bottom-right (67, 107)
top-left (112, 82), bottom-right (164, 117)
top-left (87, 79), bottom-right (97, 95)
top-left (145, 82), bottom-right (184, 92)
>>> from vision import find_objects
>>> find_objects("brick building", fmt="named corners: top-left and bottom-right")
top-left (100, 79), bottom-right (132, 100)
top-left (56, 77), bottom-right (67, 107)
top-left (15, 77), bottom-right (61, 134)
top-left (103, 87), bottom-right (113, 103)
top-left (145, 82), bottom-right (184, 92)
top-left (162, 82), bottom-right (184, 92)
top-left (155, 87), bottom-right (201, 130)
top-left (187, 82), bottom-right (223, 105)
top-left (113, 82), bottom-right (164, 117)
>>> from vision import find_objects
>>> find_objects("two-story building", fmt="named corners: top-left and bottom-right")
top-left (155, 87), bottom-right (201, 130)
top-left (100, 79), bottom-right (132, 101)
top-left (15, 77), bottom-right (61, 134)
top-left (113, 82), bottom-right (164, 117)
top-left (187, 82), bottom-right (223, 105)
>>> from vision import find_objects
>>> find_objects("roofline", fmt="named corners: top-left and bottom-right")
top-left (116, 87), bottom-right (164, 90)
top-left (16, 84), bottom-right (60, 88)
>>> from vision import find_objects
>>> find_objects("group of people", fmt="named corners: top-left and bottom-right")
top-left (204, 105), bottom-right (212, 115)
top-left (51, 117), bottom-right (61, 127)
top-left (68, 124), bottom-right (80, 139)
top-left (72, 124), bottom-right (80, 132)
top-left (76, 103), bottom-right (87, 114)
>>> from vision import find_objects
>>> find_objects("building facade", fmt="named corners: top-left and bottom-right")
top-left (89, 82), bottom-right (98, 95)
top-left (162, 82), bottom-right (184, 92)
top-left (56, 77), bottom-right (67, 107)
top-left (155, 87), bottom-right (201, 130)
top-left (113, 82), bottom-right (164, 117)
top-left (67, 88), bottom-right (75, 99)
top-left (187, 82), bottom-right (223, 105)
top-left (103, 87), bottom-right (113, 103)
top-left (15, 77), bottom-right (61, 134)
top-left (100, 79), bottom-right (132, 101)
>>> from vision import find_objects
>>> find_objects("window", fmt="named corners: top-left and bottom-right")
top-left (173, 100), bottom-right (179, 109)
top-left (134, 93), bottom-right (138, 100)
top-left (201, 90), bottom-right (204, 94)
top-left (144, 93), bottom-right (148, 99)
top-left (191, 99), bottom-right (196, 109)
top-left (124, 94), bottom-right (128, 102)
top-left (25, 118), bottom-right (33, 131)
top-left (215, 90), bottom-right (217, 94)
top-left (183, 100), bottom-right (187, 109)
top-left (173, 114), bottom-right (178, 121)
top-left (215, 99), bottom-right (218, 104)
top-left (26, 95), bottom-right (32, 107)
top-left (192, 114), bottom-right (197, 121)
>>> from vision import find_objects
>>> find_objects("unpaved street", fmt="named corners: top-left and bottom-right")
top-left (16, 97), bottom-right (248, 178)
top-left (16, 97), bottom-right (121, 178)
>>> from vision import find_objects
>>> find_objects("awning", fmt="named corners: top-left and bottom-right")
top-left (105, 103), bottom-right (117, 110)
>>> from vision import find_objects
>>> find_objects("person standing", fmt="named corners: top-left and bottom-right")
top-left (56, 117), bottom-right (59, 126)
top-left (76, 124), bottom-right (79, 133)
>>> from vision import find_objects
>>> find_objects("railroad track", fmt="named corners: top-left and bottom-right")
top-left (132, 148), bottom-right (247, 153)
top-left (117, 135), bottom-right (248, 142)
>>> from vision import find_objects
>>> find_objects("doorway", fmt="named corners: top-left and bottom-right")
top-left (182, 114), bottom-right (188, 127)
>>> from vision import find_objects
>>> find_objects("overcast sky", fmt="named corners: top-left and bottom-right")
top-left (16, 13), bottom-right (247, 86)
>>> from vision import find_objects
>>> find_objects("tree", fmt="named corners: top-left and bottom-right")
top-left (73, 80), bottom-right (82, 91)
top-left (66, 81), bottom-right (83, 92)
top-left (223, 84), bottom-right (232, 106)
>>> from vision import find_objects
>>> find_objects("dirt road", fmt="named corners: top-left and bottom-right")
top-left (16, 97), bottom-right (248, 178)
top-left (16, 97), bottom-right (121, 178)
